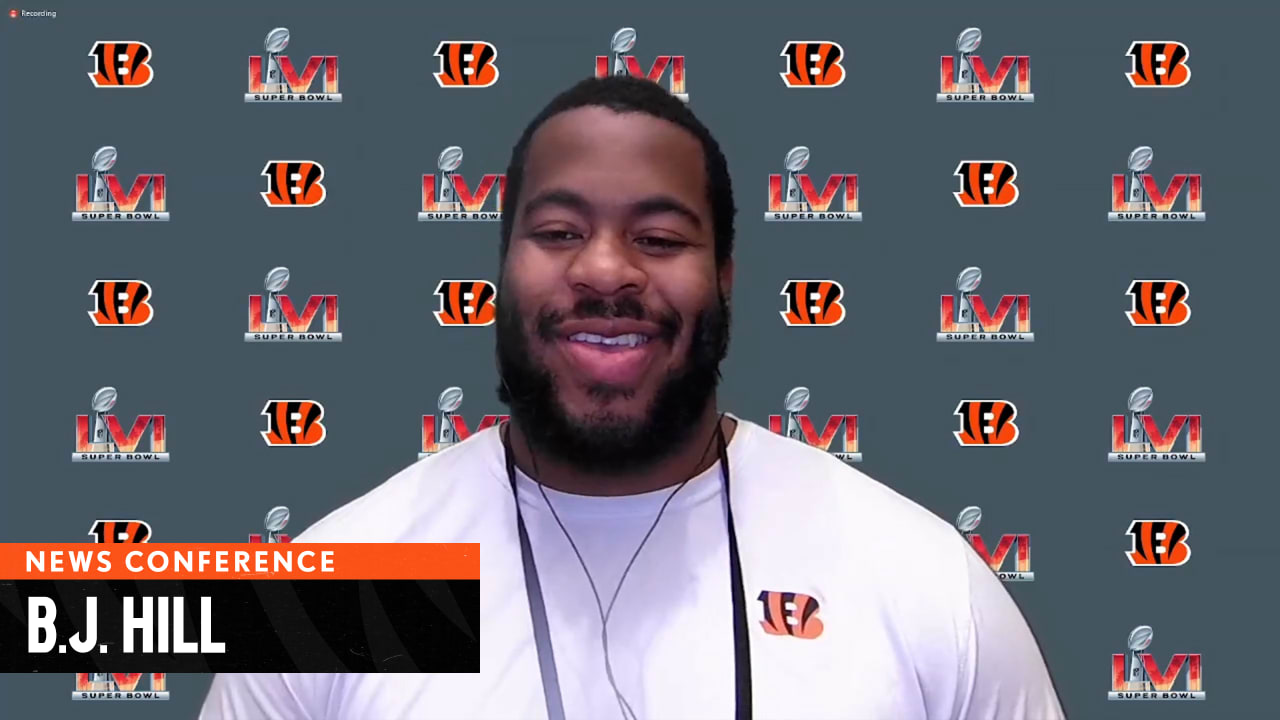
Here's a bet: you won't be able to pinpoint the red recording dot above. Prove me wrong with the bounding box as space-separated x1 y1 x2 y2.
9 9 18 18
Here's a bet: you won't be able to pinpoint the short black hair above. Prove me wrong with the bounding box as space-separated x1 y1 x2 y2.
499 75 736 268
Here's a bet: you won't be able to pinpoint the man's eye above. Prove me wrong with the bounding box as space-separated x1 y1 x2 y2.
532 230 581 243
635 236 686 249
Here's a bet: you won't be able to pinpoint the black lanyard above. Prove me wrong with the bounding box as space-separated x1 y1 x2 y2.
502 423 753 720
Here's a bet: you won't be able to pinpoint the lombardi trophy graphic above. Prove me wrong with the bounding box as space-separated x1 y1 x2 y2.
611 27 637 76
783 387 810 442
956 266 982 331
783 146 811 212
436 146 464 212
1127 387 1153 451
1127 146 1153 210
437 387 464 448
956 28 983 94
263 506 290 543
90 146 118 212
1127 625 1154 691
263 266 290 333
263 28 290 93
90 386 118 452
956 505 982 537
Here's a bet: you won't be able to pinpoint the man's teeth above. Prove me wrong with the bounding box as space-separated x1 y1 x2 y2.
568 332 650 348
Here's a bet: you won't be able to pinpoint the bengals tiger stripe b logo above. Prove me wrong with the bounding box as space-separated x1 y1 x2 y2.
758 591 824 639
88 41 154 88
953 161 1019 207
1126 42 1191 88
88 279 154 326
779 41 846 88
780 280 846 326
260 161 327 207
434 280 497 326
260 400 327 446
434 41 499 88
89 520 152 544
1126 519 1191 566
953 400 1020 446
1126 280 1190 326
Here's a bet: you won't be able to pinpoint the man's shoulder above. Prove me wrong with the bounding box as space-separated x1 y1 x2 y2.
296 427 507 542
741 419 978 632
740 419 967 558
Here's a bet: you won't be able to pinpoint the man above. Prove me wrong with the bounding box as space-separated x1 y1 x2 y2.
202 76 1064 720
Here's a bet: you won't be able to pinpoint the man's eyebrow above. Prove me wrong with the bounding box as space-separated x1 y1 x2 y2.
522 189 591 220
522 189 703 229
629 196 703 230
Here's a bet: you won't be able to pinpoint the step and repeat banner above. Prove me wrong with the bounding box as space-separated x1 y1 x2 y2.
2 1 1275 718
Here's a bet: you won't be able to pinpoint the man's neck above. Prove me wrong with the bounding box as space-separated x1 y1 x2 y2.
505 409 737 497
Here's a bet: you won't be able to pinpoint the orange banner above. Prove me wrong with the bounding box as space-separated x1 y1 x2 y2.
0 543 478 580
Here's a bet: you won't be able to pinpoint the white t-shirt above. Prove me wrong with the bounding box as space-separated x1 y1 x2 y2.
201 417 1064 720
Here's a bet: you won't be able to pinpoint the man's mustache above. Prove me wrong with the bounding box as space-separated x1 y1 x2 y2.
534 296 681 342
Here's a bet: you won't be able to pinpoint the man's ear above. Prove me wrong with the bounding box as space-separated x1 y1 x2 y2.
718 257 734 301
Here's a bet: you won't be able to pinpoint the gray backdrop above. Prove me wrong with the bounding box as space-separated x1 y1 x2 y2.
2 0 1275 718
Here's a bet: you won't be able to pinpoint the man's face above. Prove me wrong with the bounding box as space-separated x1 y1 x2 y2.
496 106 732 472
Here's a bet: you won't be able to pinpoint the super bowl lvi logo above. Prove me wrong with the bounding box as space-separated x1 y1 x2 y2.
1109 625 1204 701
596 27 687 102
938 27 1032 102
767 386 861 464
938 267 1032 342
1108 387 1203 462
419 146 505 222
246 27 341 102
74 386 168 462
245 267 341 342
955 506 1033 581
420 386 508 458
765 146 860 222
1109 146 1203 222
74 146 168 222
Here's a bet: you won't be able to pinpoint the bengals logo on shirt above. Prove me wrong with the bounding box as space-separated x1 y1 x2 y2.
953 400 1020 446
433 41 499 88
757 591 824 639
953 161 1019 207
260 400 327 446
780 280 846 326
434 280 497 326
1126 520 1191 566
260 161 327 207
88 41 154 87
779 42 846 88
89 520 152 544
1126 280 1190 326
87 279 154 326
1126 42 1191 88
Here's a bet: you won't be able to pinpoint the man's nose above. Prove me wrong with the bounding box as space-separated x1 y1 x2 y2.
565 232 648 297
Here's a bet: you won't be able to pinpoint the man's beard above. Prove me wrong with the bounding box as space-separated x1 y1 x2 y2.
495 288 731 476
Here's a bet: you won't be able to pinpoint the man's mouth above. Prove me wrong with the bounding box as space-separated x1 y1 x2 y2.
566 332 651 349
555 320 665 386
